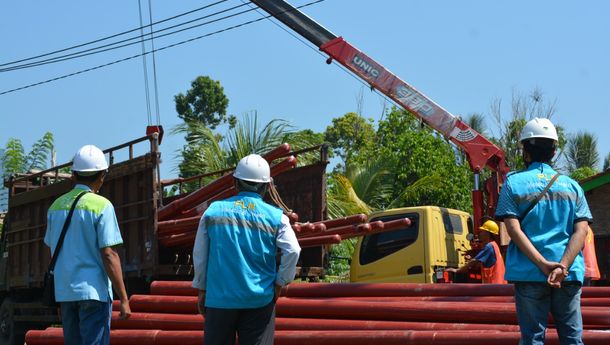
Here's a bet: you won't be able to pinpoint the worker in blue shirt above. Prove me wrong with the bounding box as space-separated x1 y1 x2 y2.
446 220 506 284
44 145 131 345
192 154 301 345
496 118 592 345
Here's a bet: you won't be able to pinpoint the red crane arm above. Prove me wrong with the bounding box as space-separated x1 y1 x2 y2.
250 0 509 225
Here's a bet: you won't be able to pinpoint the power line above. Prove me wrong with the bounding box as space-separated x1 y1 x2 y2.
0 2 252 72
0 0 231 68
148 0 162 125
0 0 326 97
138 0 153 125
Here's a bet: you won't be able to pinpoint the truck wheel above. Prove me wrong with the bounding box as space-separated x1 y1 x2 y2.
0 297 23 345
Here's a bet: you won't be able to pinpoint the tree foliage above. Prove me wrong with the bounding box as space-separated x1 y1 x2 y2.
325 107 473 215
565 131 600 173
604 152 610 171
174 76 234 130
1 132 54 177
324 112 375 164
570 166 597 181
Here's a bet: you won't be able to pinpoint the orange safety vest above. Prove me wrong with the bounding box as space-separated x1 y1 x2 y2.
583 227 601 280
482 241 507 284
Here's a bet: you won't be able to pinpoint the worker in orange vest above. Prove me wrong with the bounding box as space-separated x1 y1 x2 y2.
446 220 506 284
583 226 601 286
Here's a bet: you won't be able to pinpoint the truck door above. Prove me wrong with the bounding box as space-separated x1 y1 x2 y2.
351 213 423 283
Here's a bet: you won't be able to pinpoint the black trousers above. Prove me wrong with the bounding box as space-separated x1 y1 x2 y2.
204 301 275 345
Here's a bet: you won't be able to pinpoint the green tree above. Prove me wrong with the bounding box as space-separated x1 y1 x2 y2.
570 166 597 181
604 152 610 171
565 131 600 173
174 76 234 130
172 113 316 191
1 132 54 177
324 112 375 165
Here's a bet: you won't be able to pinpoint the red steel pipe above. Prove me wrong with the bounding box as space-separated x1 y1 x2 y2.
312 214 367 229
110 312 522 331
127 295 610 326
25 328 610 345
148 281 610 299
298 234 342 248
174 187 237 220
366 217 411 233
158 144 291 221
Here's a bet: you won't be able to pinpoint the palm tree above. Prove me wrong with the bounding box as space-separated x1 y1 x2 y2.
171 112 323 190
465 113 487 136
603 152 610 171
565 132 599 173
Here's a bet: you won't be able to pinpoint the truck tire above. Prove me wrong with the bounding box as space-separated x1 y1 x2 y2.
0 297 24 345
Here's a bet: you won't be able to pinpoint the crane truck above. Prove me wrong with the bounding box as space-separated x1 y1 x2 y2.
249 0 510 283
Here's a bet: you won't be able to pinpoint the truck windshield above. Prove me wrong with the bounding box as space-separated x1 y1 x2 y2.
359 213 419 265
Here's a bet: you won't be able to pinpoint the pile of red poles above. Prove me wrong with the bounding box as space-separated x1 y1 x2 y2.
155 142 412 249
156 144 297 248
27 282 610 344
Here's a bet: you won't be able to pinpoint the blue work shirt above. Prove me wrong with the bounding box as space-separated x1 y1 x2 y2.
495 162 592 283
474 242 497 268
192 191 301 309
44 185 123 302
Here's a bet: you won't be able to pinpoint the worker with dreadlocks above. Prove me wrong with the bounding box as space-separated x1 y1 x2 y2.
192 154 301 345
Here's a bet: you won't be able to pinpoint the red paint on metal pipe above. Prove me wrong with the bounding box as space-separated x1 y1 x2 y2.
157 144 291 220
25 328 610 345
287 212 299 223
312 214 367 229
127 295 610 326
110 312 522 331
148 281 610 299
175 187 236 219
366 217 411 233
298 234 342 248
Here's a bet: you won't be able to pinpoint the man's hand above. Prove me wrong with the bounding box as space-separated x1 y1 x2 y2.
119 299 131 320
547 266 568 288
539 259 566 277
197 290 206 315
274 284 282 302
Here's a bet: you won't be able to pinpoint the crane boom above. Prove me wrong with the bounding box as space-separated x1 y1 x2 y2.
250 0 510 227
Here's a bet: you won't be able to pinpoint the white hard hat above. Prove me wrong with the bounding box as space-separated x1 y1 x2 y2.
72 145 108 173
233 154 271 183
520 118 559 142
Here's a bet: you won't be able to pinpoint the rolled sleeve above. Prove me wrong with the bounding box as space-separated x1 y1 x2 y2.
574 186 593 224
495 179 520 220
96 204 123 248
192 215 209 290
275 214 301 286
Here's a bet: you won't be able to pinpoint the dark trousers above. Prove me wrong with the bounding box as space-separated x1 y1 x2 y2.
204 301 275 345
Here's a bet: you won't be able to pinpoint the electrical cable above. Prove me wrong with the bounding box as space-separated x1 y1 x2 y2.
241 0 394 120
138 0 152 126
148 0 162 125
0 2 253 72
0 0 326 96
0 0 231 68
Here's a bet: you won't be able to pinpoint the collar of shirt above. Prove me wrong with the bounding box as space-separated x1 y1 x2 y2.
74 184 93 192
526 162 555 173
237 191 262 199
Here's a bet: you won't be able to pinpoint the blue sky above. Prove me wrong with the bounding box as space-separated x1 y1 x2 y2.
1 0 608 180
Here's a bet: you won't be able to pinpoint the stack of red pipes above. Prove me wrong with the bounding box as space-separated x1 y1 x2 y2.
157 144 298 248
26 282 610 344
155 142 412 250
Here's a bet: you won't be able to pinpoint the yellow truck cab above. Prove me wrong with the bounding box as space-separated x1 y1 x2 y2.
350 206 473 283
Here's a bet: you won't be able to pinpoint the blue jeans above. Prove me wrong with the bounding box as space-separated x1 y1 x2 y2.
60 299 112 345
514 282 583 345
